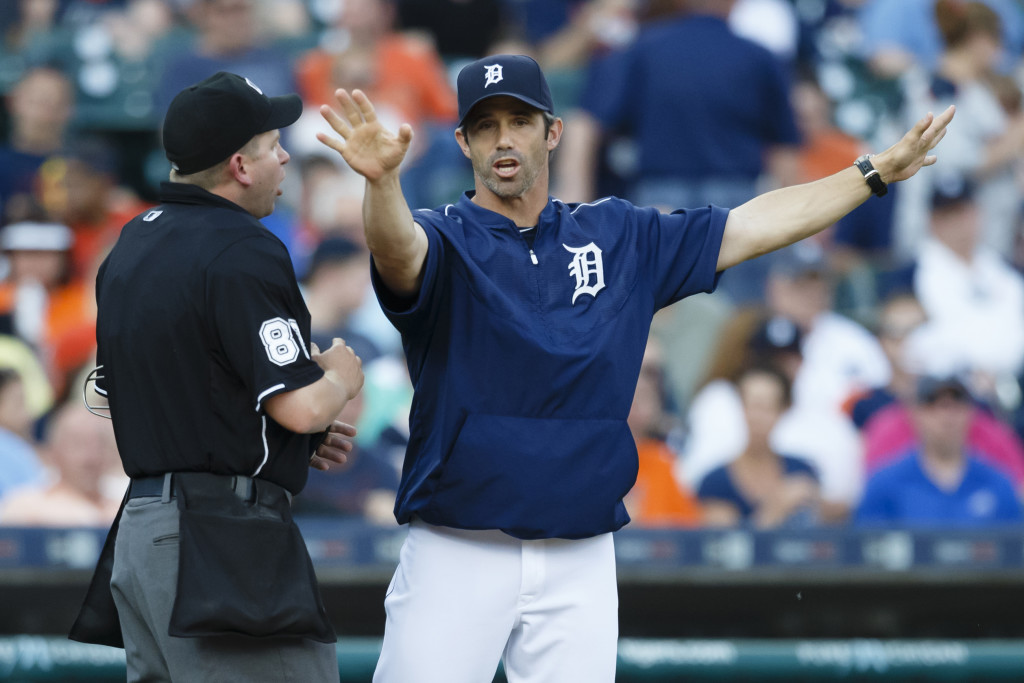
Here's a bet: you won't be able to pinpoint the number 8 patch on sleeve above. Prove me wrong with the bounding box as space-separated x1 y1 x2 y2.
258 317 309 366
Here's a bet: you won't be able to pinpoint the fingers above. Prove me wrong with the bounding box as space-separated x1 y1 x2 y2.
911 111 934 137
351 89 378 124
309 451 348 471
921 105 955 146
315 130 345 155
398 123 414 147
319 99 351 133
936 104 956 128
319 437 354 456
929 126 948 149
327 419 358 437
310 341 320 356
333 88 366 128
317 89 375 136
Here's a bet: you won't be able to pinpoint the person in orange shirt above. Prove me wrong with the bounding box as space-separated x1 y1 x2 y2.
0 220 105 400
625 339 703 527
295 0 457 135
39 138 152 282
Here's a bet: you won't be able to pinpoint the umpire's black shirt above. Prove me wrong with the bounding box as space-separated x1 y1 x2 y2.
95 182 324 494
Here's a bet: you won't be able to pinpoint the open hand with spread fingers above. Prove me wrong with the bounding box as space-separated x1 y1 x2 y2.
317 88 414 181
874 105 956 183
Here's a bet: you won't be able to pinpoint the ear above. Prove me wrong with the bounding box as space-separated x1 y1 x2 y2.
454 128 471 159
228 153 253 188
546 118 563 152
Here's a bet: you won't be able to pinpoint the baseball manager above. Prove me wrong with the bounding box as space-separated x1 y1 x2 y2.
317 54 954 682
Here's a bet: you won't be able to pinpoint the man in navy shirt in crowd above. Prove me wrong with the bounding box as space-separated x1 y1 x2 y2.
317 53 954 683
559 0 802 303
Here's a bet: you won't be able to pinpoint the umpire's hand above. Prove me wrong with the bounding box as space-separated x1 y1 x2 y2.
313 338 365 402
311 420 358 471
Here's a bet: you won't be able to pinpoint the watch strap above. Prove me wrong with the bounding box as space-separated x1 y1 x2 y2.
854 154 888 197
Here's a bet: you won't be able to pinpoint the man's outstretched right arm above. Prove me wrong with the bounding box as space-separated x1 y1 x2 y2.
317 88 429 297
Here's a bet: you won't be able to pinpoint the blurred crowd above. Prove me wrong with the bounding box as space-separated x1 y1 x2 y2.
1 0 1024 533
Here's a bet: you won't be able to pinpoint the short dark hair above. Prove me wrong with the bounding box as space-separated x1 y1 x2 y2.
736 362 793 409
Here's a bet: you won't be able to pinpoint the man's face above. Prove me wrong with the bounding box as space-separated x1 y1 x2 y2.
244 130 290 218
10 68 73 149
738 370 788 445
201 0 255 53
767 271 830 330
456 96 554 201
914 390 972 454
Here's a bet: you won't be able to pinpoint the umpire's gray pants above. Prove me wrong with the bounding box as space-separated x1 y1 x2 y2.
111 494 339 683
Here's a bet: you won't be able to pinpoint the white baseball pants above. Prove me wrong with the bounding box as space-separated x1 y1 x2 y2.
372 518 618 683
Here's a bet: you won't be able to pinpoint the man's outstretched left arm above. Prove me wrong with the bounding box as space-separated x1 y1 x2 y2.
717 105 955 271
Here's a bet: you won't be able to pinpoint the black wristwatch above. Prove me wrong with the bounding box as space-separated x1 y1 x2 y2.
854 154 888 197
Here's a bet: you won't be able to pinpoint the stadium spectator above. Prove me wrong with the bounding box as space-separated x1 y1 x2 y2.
625 338 702 528
1 0 59 48
847 292 930 430
888 173 1024 392
698 363 821 528
0 398 123 527
556 0 801 303
0 220 75 350
527 0 639 75
767 241 890 412
44 137 150 280
294 0 456 126
292 0 461 209
156 0 298 116
851 291 1024 495
32 0 178 134
395 0 507 63
0 367 44 502
681 261 875 524
762 243 886 518
683 308 861 525
302 235 381 365
729 0 799 64
890 0 1024 260
0 65 74 224
0 216 106 401
680 310 804 489
858 0 1024 79
856 375 1023 527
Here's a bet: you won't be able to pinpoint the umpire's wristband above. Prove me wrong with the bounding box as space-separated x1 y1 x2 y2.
854 154 888 197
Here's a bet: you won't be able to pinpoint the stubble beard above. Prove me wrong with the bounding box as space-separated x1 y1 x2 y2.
477 152 541 200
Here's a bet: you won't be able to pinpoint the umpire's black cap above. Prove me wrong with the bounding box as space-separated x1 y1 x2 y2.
163 71 302 175
456 54 554 128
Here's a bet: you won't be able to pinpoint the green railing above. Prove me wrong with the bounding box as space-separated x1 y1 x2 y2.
3 637 1024 681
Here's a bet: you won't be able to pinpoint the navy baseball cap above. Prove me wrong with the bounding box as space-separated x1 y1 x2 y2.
916 375 971 404
930 172 975 210
163 71 302 175
749 316 802 355
769 242 829 279
456 54 554 128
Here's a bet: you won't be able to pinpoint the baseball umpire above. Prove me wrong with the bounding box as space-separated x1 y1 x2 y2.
70 71 363 682
317 54 953 682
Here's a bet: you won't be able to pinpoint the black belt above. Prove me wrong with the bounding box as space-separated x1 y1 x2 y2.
129 473 260 502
